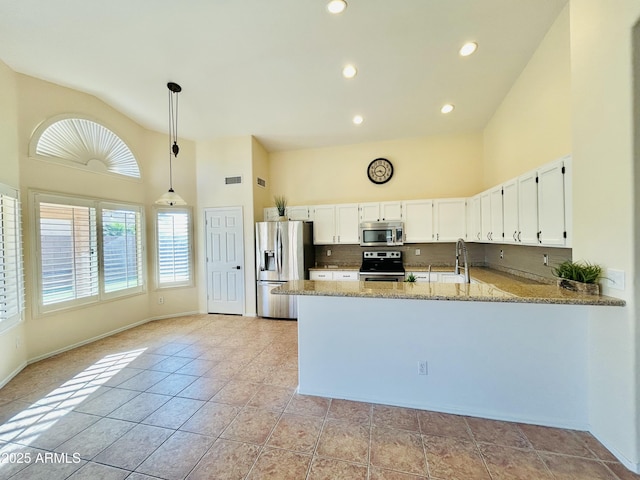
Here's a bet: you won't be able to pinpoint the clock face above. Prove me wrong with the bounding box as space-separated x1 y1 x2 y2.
367 158 393 184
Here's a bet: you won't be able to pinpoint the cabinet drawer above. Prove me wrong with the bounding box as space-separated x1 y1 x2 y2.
334 271 359 281
310 271 334 280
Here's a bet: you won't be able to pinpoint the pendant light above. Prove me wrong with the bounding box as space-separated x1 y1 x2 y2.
155 82 187 206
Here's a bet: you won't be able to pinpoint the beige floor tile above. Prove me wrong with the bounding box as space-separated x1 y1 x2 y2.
266 413 323 453
93 423 173 470
466 416 531 449
519 423 594 458
141 396 204 429
106 392 171 422
370 426 428 477
55 417 134 460
575 431 620 462
186 439 260 480
540 452 619 480
17 409 100 450
606 462 640 480
148 355 193 373
145 373 197 396
263 367 298 388
136 430 213 480
180 401 240 437
211 380 261 406
175 376 229 401
248 384 295 412
285 394 331 418
221 406 280 445
67 461 130 479
423 433 492 480
71 387 139 417
368 466 428 480
246 447 312 480
479 443 554 480
417 410 472 440
373 404 420 432
327 398 372 425
307 456 368 480
316 418 370 464
116 370 169 392
176 358 217 376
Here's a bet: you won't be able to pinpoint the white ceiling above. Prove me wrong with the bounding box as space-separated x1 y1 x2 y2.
0 0 567 153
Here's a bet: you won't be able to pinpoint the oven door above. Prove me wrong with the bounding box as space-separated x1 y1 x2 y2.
359 272 405 282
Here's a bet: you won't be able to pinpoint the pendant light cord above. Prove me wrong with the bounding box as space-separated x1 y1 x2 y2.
168 86 180 190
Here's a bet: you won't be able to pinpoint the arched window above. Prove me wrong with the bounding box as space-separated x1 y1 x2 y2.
30 116 141 179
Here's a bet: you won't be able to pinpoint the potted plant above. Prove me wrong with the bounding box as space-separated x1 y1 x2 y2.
405 273 417 283
552 260 603 295
274 195 287 220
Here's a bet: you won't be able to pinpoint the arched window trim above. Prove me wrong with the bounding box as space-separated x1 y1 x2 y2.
29 114 143 181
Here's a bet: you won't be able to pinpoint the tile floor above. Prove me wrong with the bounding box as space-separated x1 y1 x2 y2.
0 314 638 480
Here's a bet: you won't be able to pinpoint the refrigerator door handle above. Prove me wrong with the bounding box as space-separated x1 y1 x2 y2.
276 224 282 275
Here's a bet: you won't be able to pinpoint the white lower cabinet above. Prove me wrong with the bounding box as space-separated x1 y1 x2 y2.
310 270 359 281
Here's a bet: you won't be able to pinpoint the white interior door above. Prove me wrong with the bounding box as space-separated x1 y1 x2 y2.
205 207 245 314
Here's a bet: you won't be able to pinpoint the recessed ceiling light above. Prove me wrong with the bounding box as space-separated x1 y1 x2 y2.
342 64 357 79
459 42 478 57
327 0 347 14
353 115 364 125
441 104 455 114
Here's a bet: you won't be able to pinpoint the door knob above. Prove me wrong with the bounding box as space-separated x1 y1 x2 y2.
234 266 241 270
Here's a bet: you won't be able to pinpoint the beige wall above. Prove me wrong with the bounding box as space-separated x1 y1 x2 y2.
195 136 257 316
268 133 483 206
570 0 640 470
0 60 27 384
483 5 572 188
14 75 199 360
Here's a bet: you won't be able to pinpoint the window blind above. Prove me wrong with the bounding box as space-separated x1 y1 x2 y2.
157 210 191 286
102 207 143 293
0 187 23 327
39 202 98 306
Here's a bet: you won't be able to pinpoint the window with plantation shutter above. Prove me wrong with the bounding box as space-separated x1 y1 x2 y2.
157 208 192 287
34 193 146 314
37 199 98 309
0 185 24 330
102 205 144 296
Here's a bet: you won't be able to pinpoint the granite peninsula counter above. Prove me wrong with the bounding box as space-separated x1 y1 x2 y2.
272 271 625 430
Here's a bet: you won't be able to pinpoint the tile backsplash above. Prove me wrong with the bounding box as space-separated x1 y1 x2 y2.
314 243 571 282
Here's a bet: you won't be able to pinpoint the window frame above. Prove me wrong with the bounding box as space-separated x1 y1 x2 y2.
32 191 146 315
0 184 24 333
154 206 194 289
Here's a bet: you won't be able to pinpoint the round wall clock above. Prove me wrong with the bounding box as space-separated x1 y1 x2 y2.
367 158 394 184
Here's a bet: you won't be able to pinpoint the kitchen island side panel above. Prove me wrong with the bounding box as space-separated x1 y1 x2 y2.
297 295 589 429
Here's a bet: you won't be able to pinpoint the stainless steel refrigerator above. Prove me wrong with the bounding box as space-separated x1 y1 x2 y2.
256 221 314 319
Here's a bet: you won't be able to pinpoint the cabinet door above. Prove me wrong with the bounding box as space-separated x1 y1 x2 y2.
502 180 519 244
359 203 380 222
518 171 539 245
537 159 566 246
434 198 466 242
468 195 482 242
489 186 504 243
403 200 433 243
310 271 333 281
480 191 492 242
335 204 360 244
334 271 359 281
263 207 279 221
287 206 310 221
312 205 336 244
380 202 403 221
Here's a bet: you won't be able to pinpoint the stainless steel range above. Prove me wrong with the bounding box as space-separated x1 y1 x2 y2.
359 251 405 282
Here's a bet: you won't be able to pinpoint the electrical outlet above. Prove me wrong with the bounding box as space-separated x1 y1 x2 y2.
418 361 428 375
415 249 421 256
327 249 332 257
500 249 503 259
15 336 21 350
158 296 164 305
543 254 549 266
606 269 625 291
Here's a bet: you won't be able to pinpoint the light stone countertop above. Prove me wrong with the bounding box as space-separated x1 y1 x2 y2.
280 266 626 306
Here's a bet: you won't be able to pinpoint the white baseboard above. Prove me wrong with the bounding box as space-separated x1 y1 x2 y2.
590 429 640 474
0 361 28 390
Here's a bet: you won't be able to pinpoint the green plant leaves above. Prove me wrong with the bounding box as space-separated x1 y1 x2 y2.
552 260 602 284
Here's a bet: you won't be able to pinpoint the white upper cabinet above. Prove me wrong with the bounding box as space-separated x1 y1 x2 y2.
537 157 568 246
480 186 504 243
335 204 360 243
467 194 482 242
502 179 519 244
312 204 359 245
403 199 434 243
287 206 311 221
263 207 279 221
359 202 403 222
434 198 466 242
517 170 539 245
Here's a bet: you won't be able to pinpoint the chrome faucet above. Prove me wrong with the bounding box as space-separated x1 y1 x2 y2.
454 238 471 283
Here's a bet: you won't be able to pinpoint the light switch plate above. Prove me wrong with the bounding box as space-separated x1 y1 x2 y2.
605 269 625 291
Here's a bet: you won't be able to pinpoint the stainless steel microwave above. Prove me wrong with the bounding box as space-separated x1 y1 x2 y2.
359 221 404 246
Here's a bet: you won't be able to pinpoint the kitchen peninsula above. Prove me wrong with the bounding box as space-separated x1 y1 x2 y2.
273 275 624 430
